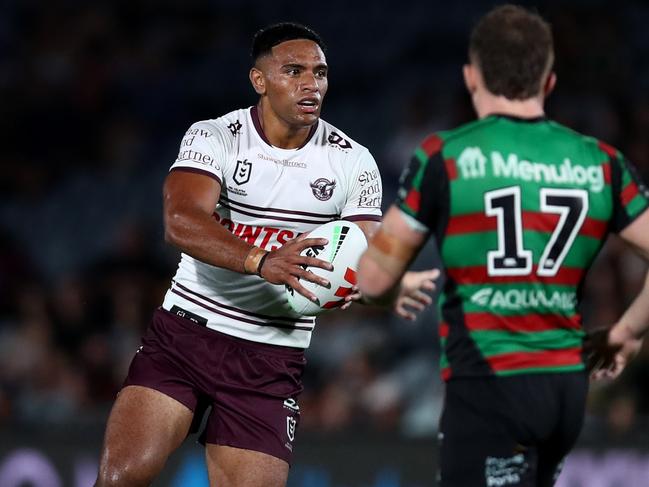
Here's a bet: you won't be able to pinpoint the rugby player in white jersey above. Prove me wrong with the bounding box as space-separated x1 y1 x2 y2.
94 22 438 487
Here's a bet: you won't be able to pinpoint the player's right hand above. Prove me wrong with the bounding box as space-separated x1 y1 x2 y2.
259 237 333 302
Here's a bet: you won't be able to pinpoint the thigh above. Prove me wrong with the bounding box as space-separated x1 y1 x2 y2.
95 386 193 487
439 379 537 487
202 337 305 464
206 444 289 487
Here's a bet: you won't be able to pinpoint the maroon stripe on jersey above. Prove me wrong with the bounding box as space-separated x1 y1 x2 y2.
464 312 581 332
173 281 315 324
220 196 339 218
250 105 318 149
445 158 457 180
602 162 612 184
598 140 617 158
487 347 582 372
171 167 222 185
344 214 382 222
421 134 443 157
447 265 584 286
171 289 314 331
446 211 607 239
621 181 639 206
220 200 337 225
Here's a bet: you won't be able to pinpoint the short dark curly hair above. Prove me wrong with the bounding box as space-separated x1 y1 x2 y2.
470 4 554 100
251 22 326 64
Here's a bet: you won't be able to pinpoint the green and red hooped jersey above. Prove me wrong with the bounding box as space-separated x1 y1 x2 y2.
396 114 649 380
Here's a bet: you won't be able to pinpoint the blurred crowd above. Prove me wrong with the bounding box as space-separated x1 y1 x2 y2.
1 0 648 440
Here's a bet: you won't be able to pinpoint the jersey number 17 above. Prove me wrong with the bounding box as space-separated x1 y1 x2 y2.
485 185 589 277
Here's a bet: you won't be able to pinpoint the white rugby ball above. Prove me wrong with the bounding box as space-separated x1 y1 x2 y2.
286 220 368 316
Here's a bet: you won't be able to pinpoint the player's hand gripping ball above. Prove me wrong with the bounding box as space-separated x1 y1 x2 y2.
286 220 367 316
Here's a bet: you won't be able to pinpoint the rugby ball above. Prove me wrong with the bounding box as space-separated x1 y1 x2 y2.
286 220 368 316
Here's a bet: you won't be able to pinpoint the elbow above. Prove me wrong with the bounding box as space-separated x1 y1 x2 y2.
164 211 186 247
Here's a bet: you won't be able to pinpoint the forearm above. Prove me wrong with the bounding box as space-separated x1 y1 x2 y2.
165 208 261 274
614 271 649 339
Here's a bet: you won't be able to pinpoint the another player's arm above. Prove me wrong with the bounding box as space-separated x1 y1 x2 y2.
163 170 331 301
358 206 429 302
588 149 649 379
611 208 649 339
356 215 439 321
588 209 649 379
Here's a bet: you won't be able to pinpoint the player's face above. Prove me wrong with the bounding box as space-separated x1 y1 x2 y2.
255 39 328 127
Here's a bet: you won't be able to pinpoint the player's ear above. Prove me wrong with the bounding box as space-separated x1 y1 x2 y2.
543 72 556 97
463 64 477 94
249 67 266 95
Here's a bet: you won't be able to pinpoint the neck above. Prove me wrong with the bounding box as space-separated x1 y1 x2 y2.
256 100 314 149
473 91 545 120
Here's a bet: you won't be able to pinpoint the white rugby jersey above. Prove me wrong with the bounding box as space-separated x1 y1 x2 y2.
161 106 383 348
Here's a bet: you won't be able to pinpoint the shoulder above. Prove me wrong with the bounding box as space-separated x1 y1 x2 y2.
316 118 372 159
185 108 249 141
410 118 496 162
545 119 622 160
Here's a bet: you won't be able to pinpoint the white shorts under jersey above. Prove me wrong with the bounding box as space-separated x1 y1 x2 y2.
161 106 383 348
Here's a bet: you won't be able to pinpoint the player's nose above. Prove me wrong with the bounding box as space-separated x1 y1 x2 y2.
300 72 319 91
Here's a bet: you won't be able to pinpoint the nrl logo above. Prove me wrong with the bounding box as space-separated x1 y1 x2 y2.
286 416 297 442
310 178 336 201
233 159 252 185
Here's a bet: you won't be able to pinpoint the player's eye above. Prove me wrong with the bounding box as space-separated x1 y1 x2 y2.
286 68 301 76
315 69 327 78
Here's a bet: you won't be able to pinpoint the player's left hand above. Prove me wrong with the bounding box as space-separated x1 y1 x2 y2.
393 269 440 320
585 323 643 380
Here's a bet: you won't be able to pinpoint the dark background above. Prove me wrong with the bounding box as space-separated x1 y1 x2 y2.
0 0 648 484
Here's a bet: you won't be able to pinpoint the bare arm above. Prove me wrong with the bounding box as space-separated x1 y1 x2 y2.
358 207 427 297
616 208 649 338
163 170 332 301
356 206 439 321
164 171 252 271
587 209 649 379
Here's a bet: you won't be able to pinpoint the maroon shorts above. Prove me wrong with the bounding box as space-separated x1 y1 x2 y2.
123 307 306 463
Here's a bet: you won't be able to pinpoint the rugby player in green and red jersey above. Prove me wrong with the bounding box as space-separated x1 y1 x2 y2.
358 5 649 487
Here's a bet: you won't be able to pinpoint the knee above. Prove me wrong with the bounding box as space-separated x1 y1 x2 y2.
95 456 163 487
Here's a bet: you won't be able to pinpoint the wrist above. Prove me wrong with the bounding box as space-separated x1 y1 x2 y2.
611 321 643 342
243 247 268 276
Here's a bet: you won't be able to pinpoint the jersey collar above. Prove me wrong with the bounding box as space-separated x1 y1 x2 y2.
489 113 547 123
250 105 319 149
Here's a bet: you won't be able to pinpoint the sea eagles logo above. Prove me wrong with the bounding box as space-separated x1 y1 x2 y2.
233 159 252 185
310 178 336 201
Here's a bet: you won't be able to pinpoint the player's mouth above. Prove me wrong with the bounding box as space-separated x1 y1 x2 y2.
297 97 320 114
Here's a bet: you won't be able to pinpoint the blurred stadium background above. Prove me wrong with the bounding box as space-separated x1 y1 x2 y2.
1 0 648 485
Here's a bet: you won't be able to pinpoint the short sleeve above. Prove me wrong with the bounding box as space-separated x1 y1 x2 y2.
609 150 649 233
395 134 448 237
169 121 231 184
340 148 383 221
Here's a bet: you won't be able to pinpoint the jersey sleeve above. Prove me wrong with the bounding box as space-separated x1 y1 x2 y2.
395 134 449 238
609 149 649 233
169 121 232 184
340 148 383 221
